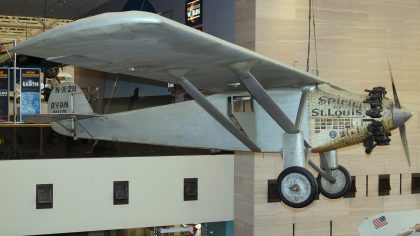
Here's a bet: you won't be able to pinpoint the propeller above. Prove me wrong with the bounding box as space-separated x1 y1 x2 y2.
388 59 411 166
388 60 401 108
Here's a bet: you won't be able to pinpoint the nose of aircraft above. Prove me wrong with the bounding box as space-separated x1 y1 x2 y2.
392 106 413 128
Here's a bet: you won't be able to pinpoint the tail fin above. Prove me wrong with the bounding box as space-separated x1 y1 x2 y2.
48 82 93 114
26 82 96 124
26 82 99 139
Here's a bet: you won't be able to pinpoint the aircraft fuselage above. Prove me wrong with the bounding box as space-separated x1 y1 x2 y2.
307 84 391 153
50 83 408 154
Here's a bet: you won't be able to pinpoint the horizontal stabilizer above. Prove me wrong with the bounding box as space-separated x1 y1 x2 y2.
26 113 100 124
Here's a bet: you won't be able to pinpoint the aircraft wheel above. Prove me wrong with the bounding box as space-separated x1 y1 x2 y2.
317 165 351 199
276 166 318 208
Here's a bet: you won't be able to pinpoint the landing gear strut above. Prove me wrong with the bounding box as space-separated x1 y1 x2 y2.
315 151 352 199
317 165 351 199
277 132 318 208
277 133 352 206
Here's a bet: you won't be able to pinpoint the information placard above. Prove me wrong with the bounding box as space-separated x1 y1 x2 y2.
20 68 41 121
185 0 202 27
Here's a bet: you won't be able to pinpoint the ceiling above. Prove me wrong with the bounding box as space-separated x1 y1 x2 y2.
0 0 130 20
0 15 72 42
0 0 131 44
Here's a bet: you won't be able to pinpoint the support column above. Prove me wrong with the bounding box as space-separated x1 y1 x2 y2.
234 152 293 236
234 152 255 236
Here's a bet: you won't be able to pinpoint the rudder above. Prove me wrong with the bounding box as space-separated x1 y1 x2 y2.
48 82 93 114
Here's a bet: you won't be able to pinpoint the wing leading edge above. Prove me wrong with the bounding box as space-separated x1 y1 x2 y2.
12 11 329 92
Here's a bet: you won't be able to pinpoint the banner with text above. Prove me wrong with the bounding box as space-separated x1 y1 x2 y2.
185 0 202 27
0 69 9 121
20 68 41 121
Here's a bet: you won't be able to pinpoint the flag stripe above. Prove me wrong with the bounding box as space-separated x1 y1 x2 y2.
372 216 388 229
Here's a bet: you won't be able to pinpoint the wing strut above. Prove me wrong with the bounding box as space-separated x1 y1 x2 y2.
53 117 97 141
229 61 299 134
295 89 309 130
168 70 261 152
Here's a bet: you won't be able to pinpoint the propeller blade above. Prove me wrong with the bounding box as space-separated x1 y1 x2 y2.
399 124 411 167
387 60 411 166
388 59 401 108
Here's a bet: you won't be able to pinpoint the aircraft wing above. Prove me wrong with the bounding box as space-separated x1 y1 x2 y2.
11 11 334 93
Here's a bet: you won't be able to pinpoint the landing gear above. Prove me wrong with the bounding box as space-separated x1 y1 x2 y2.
317 165 351 199
277 166 318 208
278 148 352 206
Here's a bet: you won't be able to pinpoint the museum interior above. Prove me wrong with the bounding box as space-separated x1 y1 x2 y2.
0 0 419 236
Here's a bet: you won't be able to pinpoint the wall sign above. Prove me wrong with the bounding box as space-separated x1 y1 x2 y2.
185 0 202 27
36 184 53 209
0 69 9 121
114 181 129 205
20 68 41 121
184 178 198 201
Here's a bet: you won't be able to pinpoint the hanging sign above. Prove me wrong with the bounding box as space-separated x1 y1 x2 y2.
0 68 9 121
185 0 202 27
20 68 41 121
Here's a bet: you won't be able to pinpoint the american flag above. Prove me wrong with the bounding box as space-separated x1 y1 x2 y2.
372 216 388 229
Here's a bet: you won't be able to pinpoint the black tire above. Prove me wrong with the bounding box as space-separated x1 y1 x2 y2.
276 166 318 208
317 165 351 199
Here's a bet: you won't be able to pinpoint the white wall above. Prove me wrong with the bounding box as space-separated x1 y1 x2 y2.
0 155 234 236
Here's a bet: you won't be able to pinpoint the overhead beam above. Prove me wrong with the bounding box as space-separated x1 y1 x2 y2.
6 16 23 26
0 34 29 39
229 61 299 134
0 24 46 30
5 16 33 36
0 16 72 40
0 26 12 34
168 69 261 152
0 32 28 37
35 19 47 28
31 19 60 35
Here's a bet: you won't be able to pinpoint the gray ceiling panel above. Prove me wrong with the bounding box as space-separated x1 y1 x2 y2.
0 0 130 20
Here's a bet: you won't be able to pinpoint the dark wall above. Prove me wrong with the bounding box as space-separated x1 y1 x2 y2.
149 0 235 42
0 126 229 160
